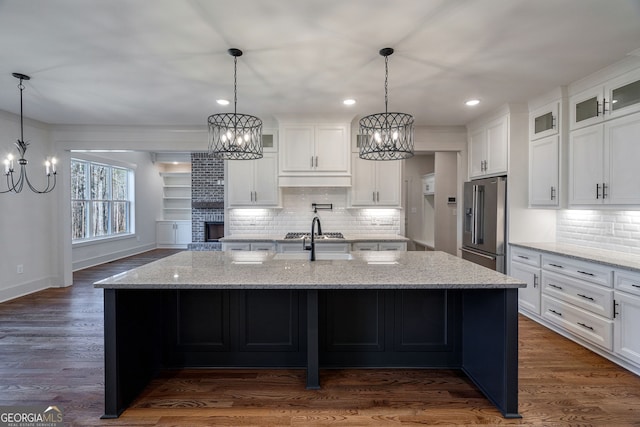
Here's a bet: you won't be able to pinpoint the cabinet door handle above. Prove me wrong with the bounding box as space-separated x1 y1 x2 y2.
550 186 556 200
549 263 564 269
577 322 594 331
517 255 529 260
577 270 595 277
632 284 640 289
377 191 380 202
533 274 538 288
254 191 257 202
614 300 619 318
373 191 376 202
602 98 609 115
311 156 314 168
596 183 601 199
577 293 595 301
315 156 318 168
548 309 562 316
602 182 607 199
552 115 556 129
548 283 563 290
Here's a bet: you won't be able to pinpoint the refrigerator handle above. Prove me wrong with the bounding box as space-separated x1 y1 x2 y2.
472 185 484 245
471 185 477 244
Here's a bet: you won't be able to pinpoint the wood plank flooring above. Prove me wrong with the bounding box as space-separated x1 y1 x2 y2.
1 249 639 426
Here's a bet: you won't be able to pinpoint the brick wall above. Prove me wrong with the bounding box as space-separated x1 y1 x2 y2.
191 152 224 242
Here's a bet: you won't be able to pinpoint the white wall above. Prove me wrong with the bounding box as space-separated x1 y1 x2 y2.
0 110 61 302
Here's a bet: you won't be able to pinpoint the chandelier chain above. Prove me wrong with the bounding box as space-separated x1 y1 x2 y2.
384 54 388 114
233 55 238 116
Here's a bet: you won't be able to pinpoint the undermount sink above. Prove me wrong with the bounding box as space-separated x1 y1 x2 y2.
273 252 354 261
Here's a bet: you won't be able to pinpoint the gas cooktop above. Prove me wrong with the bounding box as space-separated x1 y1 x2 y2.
284 232 344 239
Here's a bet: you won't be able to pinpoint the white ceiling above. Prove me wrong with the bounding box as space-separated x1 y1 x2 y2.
1 0 639 127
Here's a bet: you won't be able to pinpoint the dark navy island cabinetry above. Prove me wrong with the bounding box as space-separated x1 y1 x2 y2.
95 251 524 419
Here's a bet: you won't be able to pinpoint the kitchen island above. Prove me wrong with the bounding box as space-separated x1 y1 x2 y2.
95 250 525 419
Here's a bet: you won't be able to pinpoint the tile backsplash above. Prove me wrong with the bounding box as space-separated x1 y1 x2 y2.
557 210 640 255
227 187 402 236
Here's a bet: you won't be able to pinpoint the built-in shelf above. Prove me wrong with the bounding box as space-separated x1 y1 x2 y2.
161 172 191 221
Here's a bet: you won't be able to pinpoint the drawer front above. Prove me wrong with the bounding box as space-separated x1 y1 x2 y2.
542 295 613 351
510 246 541 268
251 242 276 251
542 254 612 287
352 242 379 251
542 270 614 318
379 242 406 251
615 269 640 297
222 242 252 251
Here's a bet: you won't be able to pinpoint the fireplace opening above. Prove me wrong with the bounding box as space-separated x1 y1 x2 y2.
204 222 224 242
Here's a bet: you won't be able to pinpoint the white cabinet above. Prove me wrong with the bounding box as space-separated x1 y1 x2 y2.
570 68 640 130
350 154 401 206
277 242 350 253
352 241 407 251
569 113 640 207
468 114 508 179
157 220 191 247
227 153 279 207
510 247 541 315
529 101 559 140
614 269 640 366
160 172 191 221
529 135 559 207
222 242 276 251
422 173 435 195
279 122 351 186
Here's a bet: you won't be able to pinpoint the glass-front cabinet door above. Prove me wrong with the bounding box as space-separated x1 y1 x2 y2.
570 87 604 130
529 101 559 140
606 69 640 120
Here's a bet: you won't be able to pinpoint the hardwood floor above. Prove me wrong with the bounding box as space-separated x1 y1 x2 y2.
1 249 639 426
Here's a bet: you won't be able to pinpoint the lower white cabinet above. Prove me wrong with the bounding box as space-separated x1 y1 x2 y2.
222 242 276 251
510 247 541 315
157 221 191 248
614 269 640 366
510 244 640 375
352 241 407 251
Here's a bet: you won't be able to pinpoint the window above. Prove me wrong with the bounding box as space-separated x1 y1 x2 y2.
71 158 134 241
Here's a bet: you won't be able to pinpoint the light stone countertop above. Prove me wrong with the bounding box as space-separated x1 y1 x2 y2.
219 234 410 243
94 250 524 290
510 242 640 273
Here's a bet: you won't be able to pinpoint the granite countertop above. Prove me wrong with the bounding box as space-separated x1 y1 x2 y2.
95 250 524 290
510 242 640 273
220 234 410 243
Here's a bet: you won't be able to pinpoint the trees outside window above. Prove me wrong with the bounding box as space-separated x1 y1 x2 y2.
71 159 133 241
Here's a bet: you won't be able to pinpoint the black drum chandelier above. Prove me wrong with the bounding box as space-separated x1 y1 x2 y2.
208 48 263 160
359 48 414 161
2 73 57 194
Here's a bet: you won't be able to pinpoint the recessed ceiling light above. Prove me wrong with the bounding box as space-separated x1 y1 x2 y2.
216 99 230 106
343 99 356 106
465 99 480 106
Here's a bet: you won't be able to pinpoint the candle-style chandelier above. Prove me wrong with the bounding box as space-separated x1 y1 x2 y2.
359 48 414 161
207 48 263 160
2 73 57 194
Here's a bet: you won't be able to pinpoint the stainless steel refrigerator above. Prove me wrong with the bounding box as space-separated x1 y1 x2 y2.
461 176 507 273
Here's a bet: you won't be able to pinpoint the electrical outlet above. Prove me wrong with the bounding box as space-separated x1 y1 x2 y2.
17 264 23 274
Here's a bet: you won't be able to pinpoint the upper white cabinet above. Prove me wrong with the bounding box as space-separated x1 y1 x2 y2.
529 101 559 140
278 121 351 186
350 154 401 207
468 114 508 179
570 68 640 130
569 113 640 207
227 153 279 207
529 135 560 207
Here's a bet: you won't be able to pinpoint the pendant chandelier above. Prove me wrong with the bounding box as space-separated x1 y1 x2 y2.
359 48 414 161
208 48 263 160
2 73 57 194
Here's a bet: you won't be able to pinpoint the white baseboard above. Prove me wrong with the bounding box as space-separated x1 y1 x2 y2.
0 276 59 303
72 243 157 271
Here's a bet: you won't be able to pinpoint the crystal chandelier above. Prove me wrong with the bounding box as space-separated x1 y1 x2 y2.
359 48 414 161
208 48 263 160
2 73 57 194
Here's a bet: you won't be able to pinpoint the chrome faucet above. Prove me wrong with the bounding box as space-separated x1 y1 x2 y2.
304 214 323 261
